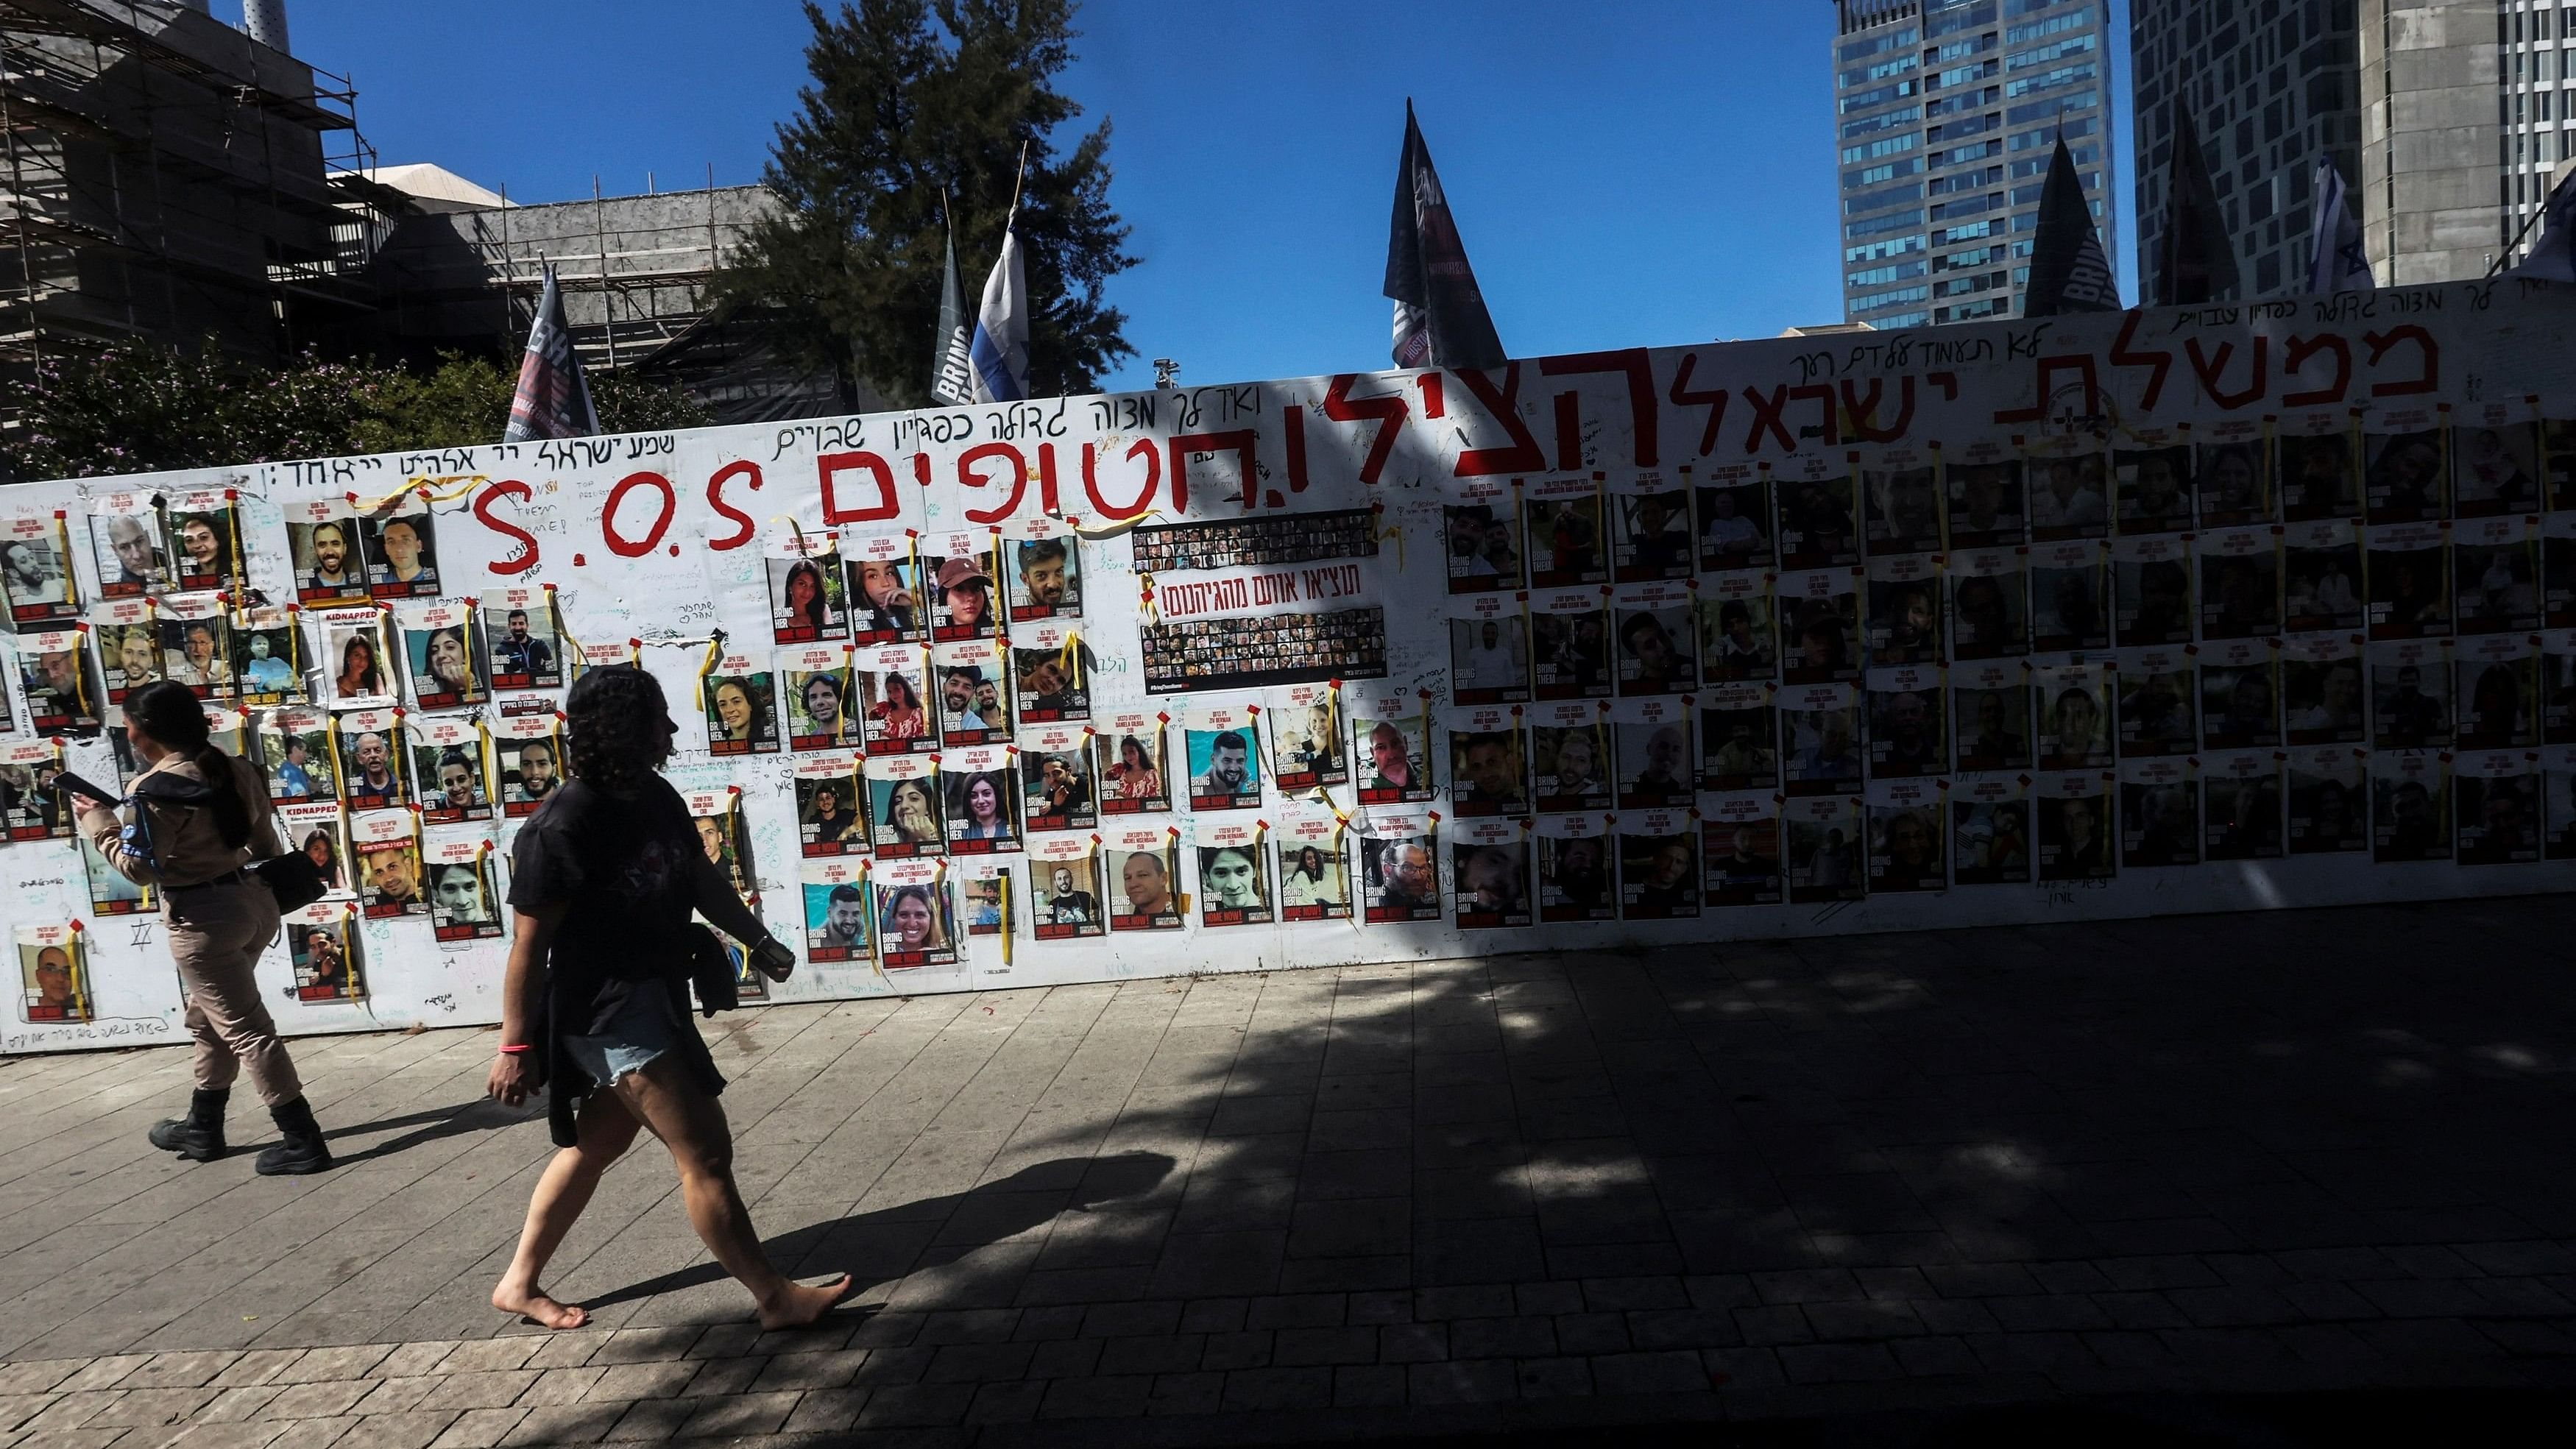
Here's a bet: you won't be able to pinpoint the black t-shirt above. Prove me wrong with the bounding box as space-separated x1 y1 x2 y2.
509 775 701 1032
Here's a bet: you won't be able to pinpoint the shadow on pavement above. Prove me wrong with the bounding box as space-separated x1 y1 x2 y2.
319 1098 534 1168
578 1149 1178 1312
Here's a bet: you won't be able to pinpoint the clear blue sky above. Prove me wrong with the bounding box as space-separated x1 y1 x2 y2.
298 0 2137 394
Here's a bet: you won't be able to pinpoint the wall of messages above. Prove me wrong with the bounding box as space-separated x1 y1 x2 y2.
5 278 2575 1053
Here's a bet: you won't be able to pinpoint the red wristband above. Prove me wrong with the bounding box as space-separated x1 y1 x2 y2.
497 1043 531 1056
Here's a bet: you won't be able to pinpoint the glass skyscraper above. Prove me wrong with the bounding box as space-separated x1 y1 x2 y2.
1833 0 2121 327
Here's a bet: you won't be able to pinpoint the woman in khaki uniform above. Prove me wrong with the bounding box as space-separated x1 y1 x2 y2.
71 681 331 1174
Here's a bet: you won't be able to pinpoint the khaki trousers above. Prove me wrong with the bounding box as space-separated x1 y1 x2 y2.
167 880 298 1106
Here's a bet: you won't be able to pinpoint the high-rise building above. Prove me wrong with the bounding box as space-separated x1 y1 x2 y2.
1831 0 2120 328
2137 2 2566 294
2132 2 2363 301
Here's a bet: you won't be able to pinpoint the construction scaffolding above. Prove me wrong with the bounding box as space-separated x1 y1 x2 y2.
0 0 371 392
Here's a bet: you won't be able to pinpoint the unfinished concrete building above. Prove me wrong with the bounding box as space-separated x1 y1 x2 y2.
0 0 362 380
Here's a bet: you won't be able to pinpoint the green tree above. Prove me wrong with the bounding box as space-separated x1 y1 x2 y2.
723 0 1136 405
1 345 710 481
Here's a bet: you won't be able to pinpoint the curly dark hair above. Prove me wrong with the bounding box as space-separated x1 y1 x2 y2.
563 665 670 793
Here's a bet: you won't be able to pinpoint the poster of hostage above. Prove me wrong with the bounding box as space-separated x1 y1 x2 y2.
7 280 2576 1052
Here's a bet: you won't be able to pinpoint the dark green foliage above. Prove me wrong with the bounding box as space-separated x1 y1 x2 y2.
721 0 1136 405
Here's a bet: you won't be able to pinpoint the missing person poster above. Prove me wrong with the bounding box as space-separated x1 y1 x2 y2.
1195 821 1272 928
1535 812 1615 924
494 713 562 817
286 902 362 1004
1096 710 1172 814
482 585 563 689
1030 835 1106 939
1950 772 2032 885
793 752 866 857
1269 681 1346 790
1106 825 1183 932
1701 790 1785 904
871 859 958 970
1276 812 1351 922
1020 723 1097 832
18 923 88 1023
1618 808 1701 920
1183 704 1262 810
352 809 425 919
1866 778 1945 893
425 837 503 942
1451 817 1532 929
2202 748 2285 860
866 751 944 859
1357 810 1440 924
801 857 870 963
1349 685 1432 804
398 600 483 711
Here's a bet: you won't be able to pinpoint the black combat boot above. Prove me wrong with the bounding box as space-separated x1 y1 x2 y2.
254 1096 334 1176
147 1088 229 1161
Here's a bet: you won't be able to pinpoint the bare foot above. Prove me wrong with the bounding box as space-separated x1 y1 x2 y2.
492 1280 589 1331
755 1273 856 1331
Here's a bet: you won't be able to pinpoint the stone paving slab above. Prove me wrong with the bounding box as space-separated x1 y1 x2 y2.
4 897 2576 1444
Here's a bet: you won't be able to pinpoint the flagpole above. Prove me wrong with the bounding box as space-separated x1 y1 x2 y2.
1007 141 1029 226
2491 200 2550 277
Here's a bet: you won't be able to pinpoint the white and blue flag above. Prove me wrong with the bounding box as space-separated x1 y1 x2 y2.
2507 168 2576 283
2307 160 2374 294
968 226 1030 405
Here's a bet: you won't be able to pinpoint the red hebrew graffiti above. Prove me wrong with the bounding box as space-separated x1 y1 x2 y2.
956 442 1027 523
2282 333 2352 407
1839 376 1916 444
2185 336 2269 410
2364 325 2439 396
1741 384 1797 453
601 471 676 558
1166 430 1259 511
1992 354 2102 424
817 450 899 524
1452 364 1546 477
1082 436 1161 520
705 459 762 550
1665 351 1730 458
1552 392 1582 470
1320 374 1409 485
1539 348 1658 467
473 478 540 575
2109 311 2173 410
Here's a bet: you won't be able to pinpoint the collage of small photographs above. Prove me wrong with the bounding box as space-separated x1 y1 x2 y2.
1 491 525 1024
1423 405 2576 919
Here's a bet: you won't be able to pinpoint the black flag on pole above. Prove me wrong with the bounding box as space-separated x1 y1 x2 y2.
2023 138 2120 317
930 206 974 407
502 263 598 443
1384 101 1506 370
2154 110 2240 305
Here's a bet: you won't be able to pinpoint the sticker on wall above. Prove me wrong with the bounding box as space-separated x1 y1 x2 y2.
1949 772 2031 885
1268 681 1347 790
232 604 302 706
781 644 861 751
492 712 562 816
930 637 1010 746
924 531 1002 641
1183 703 1263 810
1010 620 1089 723
1019 723 1096 832
425 836 503 941
18 923 88 1024
2201 748 2284 860
277 799 350 897
767 534 849 645
855 643 934 755
1451 816 1532 929
1347 686 1432 804
2455 514 2541 635
351 809 425 918
1698 680 1777 791
1106 824 1184 932
2034 770 2115 882
702 652 782 756
16 627 99 736
2198 640 2279 751
1448 592 1529 705
1694 463 1773 571
1030 835 1106 939
481 586 562 689
1356 809 1440 924
793 752 866 857
2119 756 2201 868
1524 472 1608 589
1 513 79 626
2194 421 2271 528
1780 681 1863 796
1005 525 1082 622
944 743 1020 854
1783 793 1864 904
2371 748 2452 862
685 787 754 899
800 857 870 963
1095 711 1173 814
1195 820 1271 928
1866 777 1945 893
408 716 491 824
285 499 369 606
1942 442 2023 549
95 598 158 704
2456 748 2543 865
2287 745 2368 854
1445 703 1526 817
2028 538 2110 652
1777 567 1861 685
863 751 944 860
286 901 363 1003
1862 449 1944 556
1531 700 1612 812
88 494 170 599
871 859 958 969
397 600 482 712
1700 789 1784 904
1276 812 1350 922
846 534 927 645
1865 665 1946 779
1535 812 1614 924
335 707 407 809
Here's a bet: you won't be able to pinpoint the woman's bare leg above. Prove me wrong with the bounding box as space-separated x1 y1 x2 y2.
616 1057 851 1329
492 1090 641 1329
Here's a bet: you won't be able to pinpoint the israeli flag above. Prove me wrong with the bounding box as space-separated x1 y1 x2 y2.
969 227 1029 405
2307 161 2375 294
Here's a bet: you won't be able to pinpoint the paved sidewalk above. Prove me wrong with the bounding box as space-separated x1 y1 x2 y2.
4 896 2576 1446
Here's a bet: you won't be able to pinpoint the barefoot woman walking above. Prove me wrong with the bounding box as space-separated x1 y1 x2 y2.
486 665 852 1330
